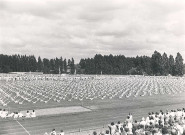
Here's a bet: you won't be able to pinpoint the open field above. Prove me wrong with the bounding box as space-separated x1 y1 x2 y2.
0 75 185 135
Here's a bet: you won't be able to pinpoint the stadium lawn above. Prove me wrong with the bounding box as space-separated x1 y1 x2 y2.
1 91 185 135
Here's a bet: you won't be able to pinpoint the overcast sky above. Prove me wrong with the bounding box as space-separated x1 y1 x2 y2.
0 0 185 63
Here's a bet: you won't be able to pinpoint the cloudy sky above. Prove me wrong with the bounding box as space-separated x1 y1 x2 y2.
0 0 185 63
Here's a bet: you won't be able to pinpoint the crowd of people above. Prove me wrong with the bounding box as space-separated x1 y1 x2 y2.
44 129 65 135
0 108 36 119
91 108 185 135
0 75 185 106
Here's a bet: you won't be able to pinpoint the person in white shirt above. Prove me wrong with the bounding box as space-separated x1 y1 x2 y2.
170 110 175 118
160 112 164 121
140 117 146 128
0 109 2 117
18 112 24 118
128 113 133 123
125 121 133 133
154 115 160 125
174 123 183 135
26 110 30 118
108 122 117 135
176 109 182 121
7 112 14 118
31 110 36 118
1 109 8 118
50 129 57 135
104 130 110 135
151 112 155 118
116 121 123 133
146 116 150 126
58 130 64 135
149 116 155 126
14 112 19 119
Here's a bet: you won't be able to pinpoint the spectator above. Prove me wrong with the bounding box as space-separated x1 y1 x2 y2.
58 130 64 135
116 121 123 133
26 110 30 118
108 122 117 135
14 112 19 119
31 110 36 118
105 130 110 135
92 131 97 135
18 112 24 118
50 129 57 135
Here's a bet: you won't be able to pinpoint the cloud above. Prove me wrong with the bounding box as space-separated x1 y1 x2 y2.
0 0 185 63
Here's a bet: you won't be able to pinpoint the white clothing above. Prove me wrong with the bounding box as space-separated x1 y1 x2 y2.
31 112 36 118
26 112 30 118
14 113 18 119
18 112 23 117
50 131 57 135
59 132 64 135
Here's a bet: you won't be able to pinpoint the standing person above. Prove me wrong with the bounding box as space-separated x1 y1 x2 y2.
18 111 24 118
92 131 97 135
105 130 110 135
128 113 133 123
50 129 57 135
26 111 30 118
116 121 123 133
58 130 64 135
31 110 36 118
120 127 127 135
108 122 117 135
140 117 146 128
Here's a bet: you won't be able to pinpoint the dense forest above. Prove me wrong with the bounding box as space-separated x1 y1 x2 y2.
79 51 185 76
0 55 75 74
0 51 184 76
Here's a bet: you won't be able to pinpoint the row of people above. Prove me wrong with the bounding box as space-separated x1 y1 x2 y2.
0 109 36 119
44 129 64 135
1 75 185 106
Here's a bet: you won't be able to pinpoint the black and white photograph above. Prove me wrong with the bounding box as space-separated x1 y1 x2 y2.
0 0 185 134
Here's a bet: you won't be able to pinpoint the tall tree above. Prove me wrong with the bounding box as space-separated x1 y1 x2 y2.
28 55 37 72
175 52 184 76
63 59 67 73
54 57 60 74
43 58 50 74
151 51 162 75
169 55 175 75
161 53 169 75
94 54 104 74
70 58 75 74
37 56 43 72
49 59 55 73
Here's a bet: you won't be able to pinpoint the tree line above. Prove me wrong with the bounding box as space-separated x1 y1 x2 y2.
0 54 75 74
0 51 184 76
79 51 185 76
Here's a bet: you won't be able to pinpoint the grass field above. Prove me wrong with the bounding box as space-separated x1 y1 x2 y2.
0 75 185 135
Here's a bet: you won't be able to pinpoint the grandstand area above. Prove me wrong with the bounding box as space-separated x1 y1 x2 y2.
0 74 185 135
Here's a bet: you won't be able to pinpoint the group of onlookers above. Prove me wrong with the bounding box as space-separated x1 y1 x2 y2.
43 108 185 135
91 108 185 135
0 108 36 119
44 129 64 135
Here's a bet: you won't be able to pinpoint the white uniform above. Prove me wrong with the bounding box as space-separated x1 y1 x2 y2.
59 132 64 135
26 112 30 118
31 112 36 118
